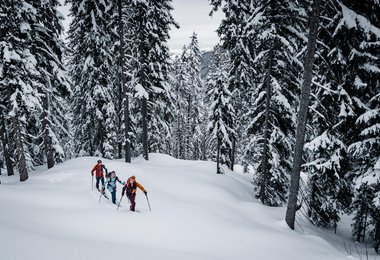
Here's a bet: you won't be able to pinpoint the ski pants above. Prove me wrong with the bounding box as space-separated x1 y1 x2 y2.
127 193 136 211
110 190 116 204
96 176 104 190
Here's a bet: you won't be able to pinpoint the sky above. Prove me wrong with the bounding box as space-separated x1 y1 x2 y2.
0 154 367 260
58 0 223 54
169 0 224 53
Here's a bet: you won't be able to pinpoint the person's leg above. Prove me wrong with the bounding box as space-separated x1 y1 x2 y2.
96 177 100 190
127 194 136 211
130 194 136 211
111 191 116 204
100 177 105 189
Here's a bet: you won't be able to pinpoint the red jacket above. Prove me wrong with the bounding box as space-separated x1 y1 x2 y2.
91 163 107 177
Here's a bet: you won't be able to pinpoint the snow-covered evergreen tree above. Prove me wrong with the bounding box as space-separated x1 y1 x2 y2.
0 0 43 181
128 0 177 160
67 0 117 159
210 0 255 171
206 47 236 173
32 0 71 168
171 52 188 159
344 0 380 243
304 1 380 236
171 33 204 160
243 0 305 206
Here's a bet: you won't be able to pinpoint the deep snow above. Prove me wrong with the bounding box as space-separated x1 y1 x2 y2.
0 154 375 260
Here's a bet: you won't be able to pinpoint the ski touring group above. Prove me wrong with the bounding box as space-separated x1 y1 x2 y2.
91 160 150 212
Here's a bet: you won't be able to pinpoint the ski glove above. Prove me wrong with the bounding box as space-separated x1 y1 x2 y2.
144 191 147 195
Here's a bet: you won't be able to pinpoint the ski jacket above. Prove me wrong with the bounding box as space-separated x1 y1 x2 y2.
106 174 124 193
91 164 107 177
122 177 146 196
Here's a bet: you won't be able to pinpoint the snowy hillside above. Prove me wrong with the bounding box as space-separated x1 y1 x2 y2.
0 154 362 260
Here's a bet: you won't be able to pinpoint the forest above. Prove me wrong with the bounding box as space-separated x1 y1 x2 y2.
0 0 379 252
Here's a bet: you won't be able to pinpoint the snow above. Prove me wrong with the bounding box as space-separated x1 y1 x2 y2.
335 3 380 38
0 154 369 260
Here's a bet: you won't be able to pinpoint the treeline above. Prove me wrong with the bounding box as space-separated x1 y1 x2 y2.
0 0 379 251
204 0 379 252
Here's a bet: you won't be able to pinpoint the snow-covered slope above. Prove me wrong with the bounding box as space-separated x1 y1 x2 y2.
0 154 355 260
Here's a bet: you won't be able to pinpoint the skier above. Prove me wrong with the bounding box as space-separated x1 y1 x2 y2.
91 160 108 192
121 175 147 211
106 171 125 204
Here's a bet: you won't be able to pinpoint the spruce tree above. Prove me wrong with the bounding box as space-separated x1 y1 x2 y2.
67 0 117 159
32 0 71 168
129 0 177 160
210 0 255 171
244 0 306 206
0 0 44 181
206 47 236 173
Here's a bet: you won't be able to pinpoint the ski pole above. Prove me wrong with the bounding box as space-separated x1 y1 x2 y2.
98 190 103 202
145 194 151 211
117 195 123 210
98 187 105 202
91 175 94 190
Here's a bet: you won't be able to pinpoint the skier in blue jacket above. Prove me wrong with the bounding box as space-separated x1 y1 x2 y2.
105 171 125 204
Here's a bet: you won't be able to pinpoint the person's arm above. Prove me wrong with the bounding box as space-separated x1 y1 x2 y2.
91 165 96 176
102 165 108 175
117 177 125 185
121 183 127 196
136 182 147 194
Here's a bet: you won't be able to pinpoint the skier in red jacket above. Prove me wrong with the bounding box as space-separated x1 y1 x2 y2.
91 160 108 191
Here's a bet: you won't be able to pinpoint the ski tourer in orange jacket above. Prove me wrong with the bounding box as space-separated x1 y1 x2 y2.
121 176 147 211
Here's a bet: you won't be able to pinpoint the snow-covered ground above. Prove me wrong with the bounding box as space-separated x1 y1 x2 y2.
0 154 375 260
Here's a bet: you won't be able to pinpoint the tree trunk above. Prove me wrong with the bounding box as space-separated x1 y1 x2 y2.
375 212 380 252
230 137 235 171
0 112 14 176
118 0 131 163
42 110 54 169
186 94 192 159
41 86 54 169
12 117 28 182
285 0 321 230
216 136 221 174
259 45 274 204
142 97 148 160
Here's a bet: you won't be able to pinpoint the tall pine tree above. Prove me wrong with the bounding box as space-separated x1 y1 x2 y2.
67 0 117 159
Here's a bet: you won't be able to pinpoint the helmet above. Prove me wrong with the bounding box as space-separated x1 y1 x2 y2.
97 160 102 163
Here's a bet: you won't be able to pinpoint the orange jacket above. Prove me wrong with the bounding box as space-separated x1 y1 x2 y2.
122 177 146 195
91 163 107 177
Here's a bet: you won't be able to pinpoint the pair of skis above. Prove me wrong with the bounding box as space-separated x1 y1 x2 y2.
92 176 109 202
98 188 109 202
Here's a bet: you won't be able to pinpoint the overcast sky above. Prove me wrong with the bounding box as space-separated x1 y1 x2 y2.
58 0 223 54
169 0 223 53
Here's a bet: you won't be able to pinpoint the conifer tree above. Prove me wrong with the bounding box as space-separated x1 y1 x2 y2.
129 0 177 160
206 47 236 173
171 33 204 160
67 0 117 159
32 0 71 168
210 0 255 171
0 0 43 181
302 1 380 237
244 0 306 206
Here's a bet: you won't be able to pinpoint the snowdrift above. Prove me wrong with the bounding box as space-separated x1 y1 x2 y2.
0 154 356 259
